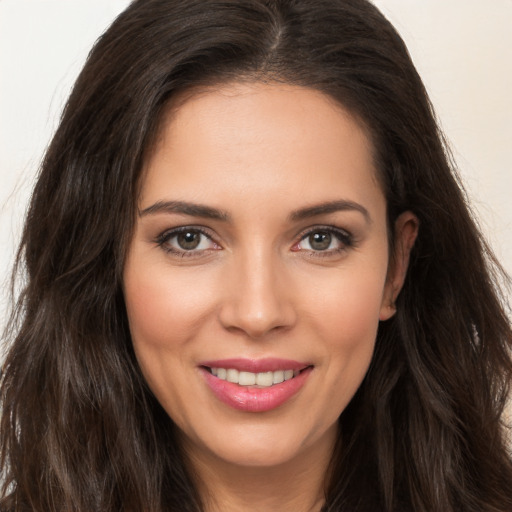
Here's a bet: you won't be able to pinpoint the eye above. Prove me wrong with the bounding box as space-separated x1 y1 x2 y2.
292 227 353 254
156 227 220 255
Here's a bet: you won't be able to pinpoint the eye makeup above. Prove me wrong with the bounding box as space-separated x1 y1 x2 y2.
153 222 356 260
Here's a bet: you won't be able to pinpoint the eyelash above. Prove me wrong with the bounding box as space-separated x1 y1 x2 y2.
293 225 354 257
154 225 354 258
155 226 219 257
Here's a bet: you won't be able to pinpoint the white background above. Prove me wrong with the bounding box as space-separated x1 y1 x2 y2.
1 0 511 335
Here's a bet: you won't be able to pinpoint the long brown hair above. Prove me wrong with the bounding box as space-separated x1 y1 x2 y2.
1 1 511 510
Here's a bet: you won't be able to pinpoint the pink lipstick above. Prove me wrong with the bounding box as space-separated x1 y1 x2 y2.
199 358 313 412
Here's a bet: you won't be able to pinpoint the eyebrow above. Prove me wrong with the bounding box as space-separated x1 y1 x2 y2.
139 199 371 223
289 200 371 224
139 200 230 221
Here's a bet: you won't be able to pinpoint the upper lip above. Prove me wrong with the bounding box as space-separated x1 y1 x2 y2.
199 358 311 373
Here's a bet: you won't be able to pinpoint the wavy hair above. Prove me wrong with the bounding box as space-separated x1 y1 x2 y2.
1 0 511 510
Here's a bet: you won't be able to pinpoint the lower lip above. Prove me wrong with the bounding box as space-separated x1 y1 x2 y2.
201 367 313 412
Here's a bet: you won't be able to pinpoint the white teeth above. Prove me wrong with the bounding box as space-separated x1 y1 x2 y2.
239 371 256 386
272 370 284 384
256 371 273 387
226 369 239 383
210 367 300 387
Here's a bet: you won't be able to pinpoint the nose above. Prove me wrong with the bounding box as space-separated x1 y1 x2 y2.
218 248 297 339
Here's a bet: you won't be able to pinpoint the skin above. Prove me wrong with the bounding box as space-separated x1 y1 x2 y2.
123 82 417 512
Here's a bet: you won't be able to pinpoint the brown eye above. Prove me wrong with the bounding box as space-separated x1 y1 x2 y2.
292 226 353 255
177 231 202 250
308 231 332 251
156 227 220 255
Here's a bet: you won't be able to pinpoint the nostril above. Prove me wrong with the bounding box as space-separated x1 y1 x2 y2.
218 305 297 339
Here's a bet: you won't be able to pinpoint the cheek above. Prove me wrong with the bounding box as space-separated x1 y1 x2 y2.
301 262 387 405
304 261 387 339
123 260 220 418
324 286 382 373
124 262 216 348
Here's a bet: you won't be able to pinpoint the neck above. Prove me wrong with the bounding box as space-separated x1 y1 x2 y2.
183 427 337 512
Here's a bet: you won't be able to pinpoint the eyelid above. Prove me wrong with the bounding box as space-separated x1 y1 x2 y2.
298 223 351 237
153 223 354 257
155 225 222 255
292 224 354 253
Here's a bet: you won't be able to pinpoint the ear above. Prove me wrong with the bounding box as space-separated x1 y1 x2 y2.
379 211 419 321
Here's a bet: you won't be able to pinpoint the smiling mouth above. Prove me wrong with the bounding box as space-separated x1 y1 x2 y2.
204 366 312 388
201 362 314 412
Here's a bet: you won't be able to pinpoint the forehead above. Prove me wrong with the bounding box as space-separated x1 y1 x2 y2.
140 82 383 216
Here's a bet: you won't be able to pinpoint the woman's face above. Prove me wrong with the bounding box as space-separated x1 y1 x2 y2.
124 82 415 470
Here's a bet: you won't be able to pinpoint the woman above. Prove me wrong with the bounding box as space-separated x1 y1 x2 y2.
1 0 511 511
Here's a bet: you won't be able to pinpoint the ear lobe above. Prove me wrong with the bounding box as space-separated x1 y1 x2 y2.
379 211 419 321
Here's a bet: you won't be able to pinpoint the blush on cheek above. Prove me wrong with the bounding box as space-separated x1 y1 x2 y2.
314 275 386 331
124 266 212 347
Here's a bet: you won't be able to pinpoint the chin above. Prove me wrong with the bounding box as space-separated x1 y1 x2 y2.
181 415 339 471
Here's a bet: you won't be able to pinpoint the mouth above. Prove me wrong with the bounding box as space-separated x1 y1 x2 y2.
199 358 314 412
203 366 311 388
